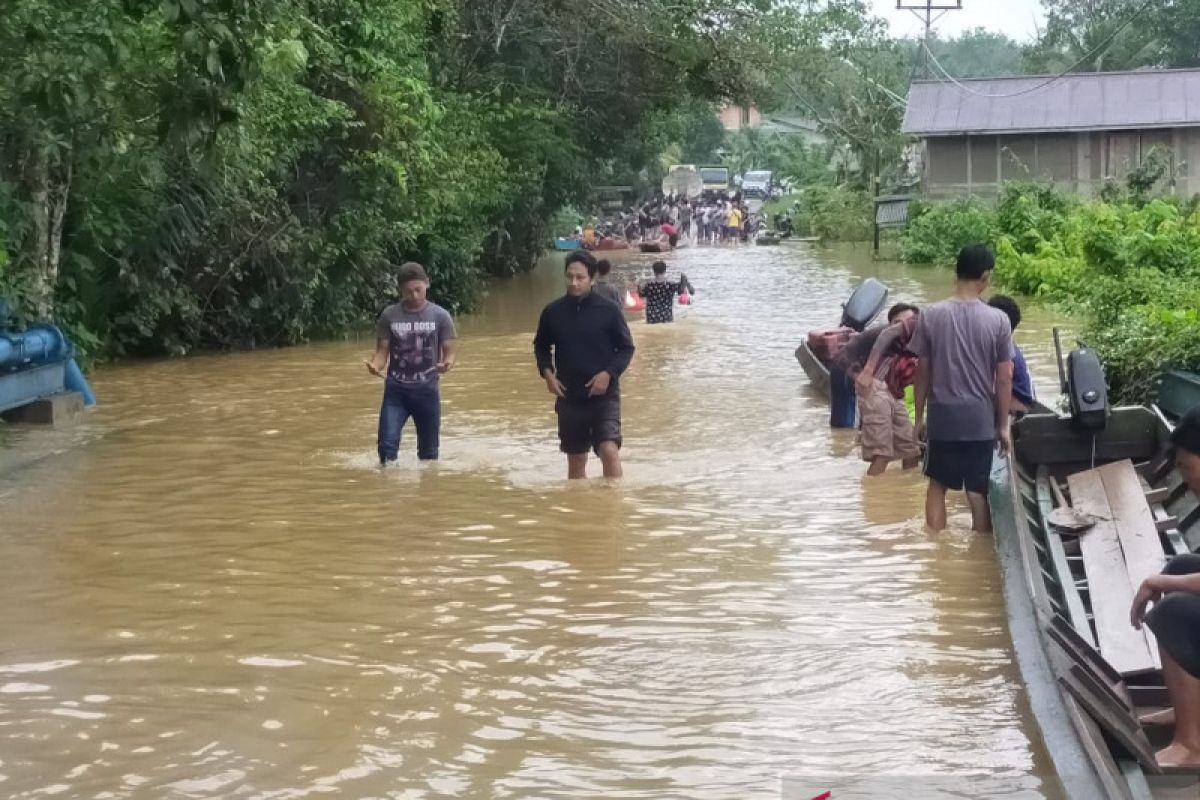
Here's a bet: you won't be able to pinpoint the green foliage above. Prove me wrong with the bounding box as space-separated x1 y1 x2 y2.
898 198 996 265
0 0 821 360
919 181 1200 405
787 186 872 242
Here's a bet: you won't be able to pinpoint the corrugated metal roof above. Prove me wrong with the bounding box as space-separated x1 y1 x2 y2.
903 69 1200 136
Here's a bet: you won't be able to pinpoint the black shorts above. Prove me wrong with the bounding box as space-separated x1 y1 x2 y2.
1147 554 1200 678
924 439 995 494
556 395 622 455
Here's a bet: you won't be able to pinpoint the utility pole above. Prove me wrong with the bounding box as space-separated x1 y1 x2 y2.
896 0 963 79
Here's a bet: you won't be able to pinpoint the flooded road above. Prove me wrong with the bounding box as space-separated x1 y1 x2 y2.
1 244 1068 798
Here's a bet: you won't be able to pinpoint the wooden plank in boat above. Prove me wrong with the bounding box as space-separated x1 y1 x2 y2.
1101 460 1168 595
1099 460 1167 672
1119 758 1155 800
1062 693 1140 800
1069 468 1159 676
1138 474 1191 557
1037 468 1096 646
1128 684 1169 707
1061 671 1162 774
1045 613 1130 706
1014 409 1161 466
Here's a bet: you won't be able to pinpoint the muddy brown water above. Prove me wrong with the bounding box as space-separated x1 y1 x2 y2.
0 244 1071 798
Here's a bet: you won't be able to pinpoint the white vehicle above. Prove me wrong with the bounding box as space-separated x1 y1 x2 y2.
661 164 703 198
741 170 774 199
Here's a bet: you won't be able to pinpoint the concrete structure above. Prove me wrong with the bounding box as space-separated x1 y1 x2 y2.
902 69 1200 197
719 104 761 131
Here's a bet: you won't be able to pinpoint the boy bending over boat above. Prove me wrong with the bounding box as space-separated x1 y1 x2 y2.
845 303 922 476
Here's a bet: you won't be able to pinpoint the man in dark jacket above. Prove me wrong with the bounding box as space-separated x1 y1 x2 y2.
534 250 636 479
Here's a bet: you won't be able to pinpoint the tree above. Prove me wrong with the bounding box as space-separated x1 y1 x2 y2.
1025 0 1160 73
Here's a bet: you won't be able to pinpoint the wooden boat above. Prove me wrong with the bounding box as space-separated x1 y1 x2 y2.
590 238 630 251
756 233 784 245
989 399 1200 798
553 237 582 251
638 241 666 253
794 340 831 397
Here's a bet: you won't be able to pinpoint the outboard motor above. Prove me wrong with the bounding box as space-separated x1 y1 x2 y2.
1054 328 1109 431
840 278 889 333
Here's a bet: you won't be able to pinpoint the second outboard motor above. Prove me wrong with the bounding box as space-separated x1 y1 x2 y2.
1054 328 1109 431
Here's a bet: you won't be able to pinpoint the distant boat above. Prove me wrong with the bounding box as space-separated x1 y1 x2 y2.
591 238 630 251
553 238 583 251
638 241 667 253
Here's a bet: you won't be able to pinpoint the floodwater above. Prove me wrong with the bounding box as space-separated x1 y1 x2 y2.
0 243 1070 799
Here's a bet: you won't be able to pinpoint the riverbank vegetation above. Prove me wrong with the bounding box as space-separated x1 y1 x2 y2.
0 0 859 359
899 179 1200 405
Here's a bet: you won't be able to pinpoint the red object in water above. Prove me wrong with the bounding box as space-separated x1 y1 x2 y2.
806 327 853 362
810 793 832 800
678 289 691 305
624 288 646 311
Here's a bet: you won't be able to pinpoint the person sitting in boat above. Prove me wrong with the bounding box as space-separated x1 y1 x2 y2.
638 260 694 325
1132 405 1200 767
845 303 922 476
987 295 1036 416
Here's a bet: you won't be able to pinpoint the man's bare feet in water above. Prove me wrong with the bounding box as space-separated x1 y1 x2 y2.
1142 708 1176 726
1156 742 1200 768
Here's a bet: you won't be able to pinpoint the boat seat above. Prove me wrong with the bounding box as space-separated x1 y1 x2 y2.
1068 459 1169 677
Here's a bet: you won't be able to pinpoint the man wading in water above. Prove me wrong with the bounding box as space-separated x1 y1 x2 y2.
638 260 694 325
910 244 1013 532
534 250 636 479
366 262 458 464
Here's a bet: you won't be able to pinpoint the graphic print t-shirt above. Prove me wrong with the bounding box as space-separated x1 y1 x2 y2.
376 302 457 387
639 277 690 324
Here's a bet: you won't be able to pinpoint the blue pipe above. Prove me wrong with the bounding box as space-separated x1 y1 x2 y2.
0 324 68 369
65 357 96 407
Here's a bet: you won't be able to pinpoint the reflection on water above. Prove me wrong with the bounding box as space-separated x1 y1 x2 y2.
0 243 1066 798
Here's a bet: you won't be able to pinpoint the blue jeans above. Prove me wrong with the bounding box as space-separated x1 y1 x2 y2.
377 382 441 463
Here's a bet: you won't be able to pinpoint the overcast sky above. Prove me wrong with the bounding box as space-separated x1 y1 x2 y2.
871 0 1047 42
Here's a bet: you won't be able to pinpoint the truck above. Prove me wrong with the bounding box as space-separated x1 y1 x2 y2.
699 166 730 194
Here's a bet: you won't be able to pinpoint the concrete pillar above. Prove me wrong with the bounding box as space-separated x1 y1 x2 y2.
1 391 85 426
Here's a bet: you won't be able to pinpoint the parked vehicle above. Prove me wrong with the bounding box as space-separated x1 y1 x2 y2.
699 165 730 193
741 170 774 199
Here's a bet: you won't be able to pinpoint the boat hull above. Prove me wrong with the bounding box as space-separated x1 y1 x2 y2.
794 340 831 397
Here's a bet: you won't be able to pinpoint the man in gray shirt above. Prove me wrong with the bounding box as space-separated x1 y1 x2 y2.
909 244 1013 532
365 262 458 464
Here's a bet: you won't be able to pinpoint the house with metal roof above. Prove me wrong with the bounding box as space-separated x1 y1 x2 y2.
902 69 1200 197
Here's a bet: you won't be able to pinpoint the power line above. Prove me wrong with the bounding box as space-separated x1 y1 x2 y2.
919 0 1157 99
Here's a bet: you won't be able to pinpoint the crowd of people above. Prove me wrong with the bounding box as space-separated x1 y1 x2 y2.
570 192 769 250
828 245 1034 534
362 245 1037 495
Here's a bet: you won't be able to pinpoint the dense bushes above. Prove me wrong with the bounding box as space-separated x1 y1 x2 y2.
900 182 1200 404
767 186 873 242
0 0 808 360
898 198 996 264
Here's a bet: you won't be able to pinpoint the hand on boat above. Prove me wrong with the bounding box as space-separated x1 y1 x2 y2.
1130 577 1163 630
996 427 1012 458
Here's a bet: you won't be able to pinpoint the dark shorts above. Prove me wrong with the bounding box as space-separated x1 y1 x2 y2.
924 439 994 494
556 395 622 455
1147 554 1200 678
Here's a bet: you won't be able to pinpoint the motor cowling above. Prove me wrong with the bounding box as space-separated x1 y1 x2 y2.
1067 344 1110 431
